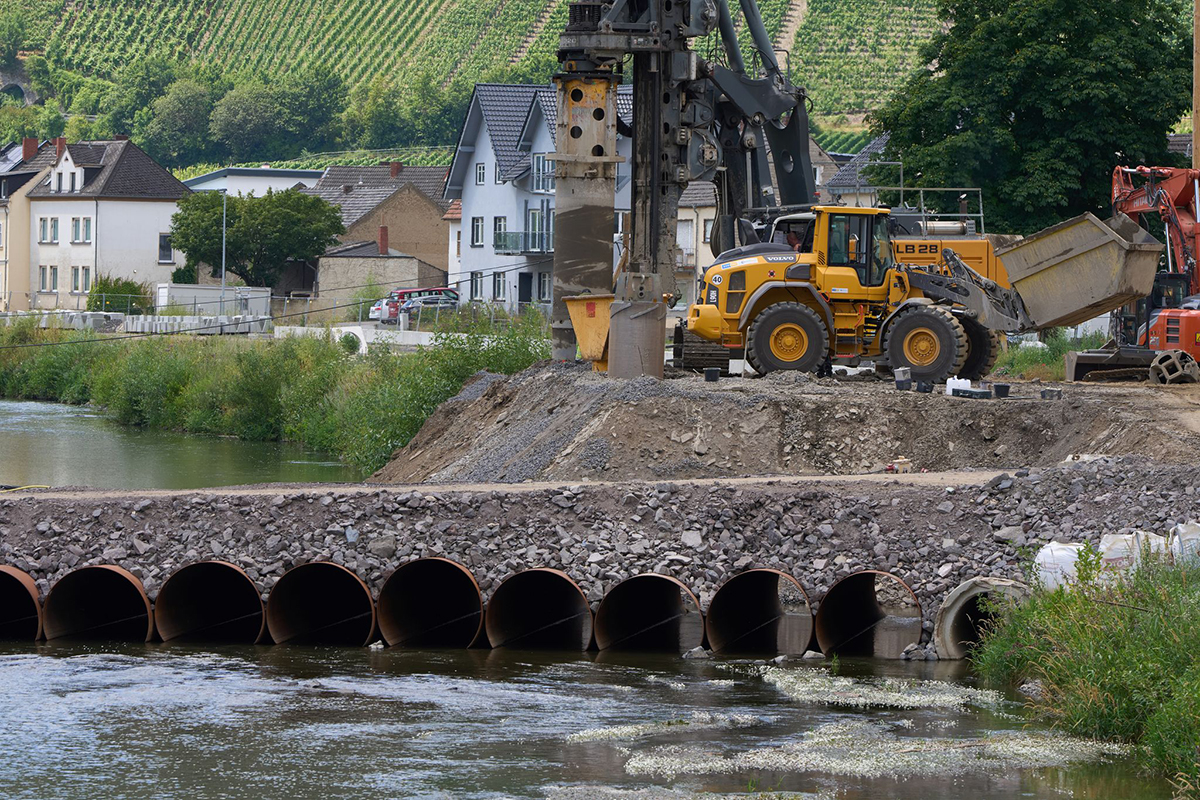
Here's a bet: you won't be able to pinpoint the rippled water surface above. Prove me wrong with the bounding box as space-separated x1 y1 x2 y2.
0 400 359 489
0 644 1170 799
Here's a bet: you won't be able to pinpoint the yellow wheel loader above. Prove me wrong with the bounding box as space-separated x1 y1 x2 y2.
685 205 1162 381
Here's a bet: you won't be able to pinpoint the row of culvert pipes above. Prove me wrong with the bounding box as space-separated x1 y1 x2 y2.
0 560 1027 659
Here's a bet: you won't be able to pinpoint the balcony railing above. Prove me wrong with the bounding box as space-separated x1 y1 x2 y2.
495 231 553 255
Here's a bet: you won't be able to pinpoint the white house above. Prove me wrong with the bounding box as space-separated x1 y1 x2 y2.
444 84 634 309
183 166 323 195
26 139 190 309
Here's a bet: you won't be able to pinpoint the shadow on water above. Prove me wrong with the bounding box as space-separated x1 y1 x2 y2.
0 641 1173 799
0 399 360 489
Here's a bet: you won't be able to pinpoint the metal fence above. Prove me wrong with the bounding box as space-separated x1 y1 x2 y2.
2 290 553 334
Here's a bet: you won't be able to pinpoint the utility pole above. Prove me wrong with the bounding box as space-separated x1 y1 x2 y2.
220 189 227 316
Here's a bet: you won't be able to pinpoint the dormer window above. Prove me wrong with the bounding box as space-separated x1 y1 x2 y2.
70 173 76 192
55 173 62 192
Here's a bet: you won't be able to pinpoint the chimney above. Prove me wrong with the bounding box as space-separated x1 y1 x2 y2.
114 134 129 141
54 137 66 157
389 161 402 178
378 225 389 255
21 137 36 162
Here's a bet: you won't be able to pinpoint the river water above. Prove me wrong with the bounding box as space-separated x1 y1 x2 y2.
0 400 360 489
0 644 1169 799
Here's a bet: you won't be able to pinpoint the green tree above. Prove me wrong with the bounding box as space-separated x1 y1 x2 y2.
170 189 345 288
208 80 281 161
35 103 64 138
98 55 177 137
275 64 346 156
139 79 214 167
0 10 25 67
871 0 1191 234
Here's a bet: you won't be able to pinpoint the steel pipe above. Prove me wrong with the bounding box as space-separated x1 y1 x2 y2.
0 565 41 640
155 561 266 644
594 573 704 652
814 570 922 659
266 562 376 647
42 565 154 642
706 568 814 655
485 568 593 650
377 558 483 648
933 577 1028 660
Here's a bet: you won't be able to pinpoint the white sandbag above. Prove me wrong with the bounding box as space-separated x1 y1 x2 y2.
1034 542 1084 590
1099 531 1166 571
1169 522 1200 564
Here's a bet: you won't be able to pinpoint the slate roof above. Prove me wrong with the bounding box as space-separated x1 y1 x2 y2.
679 180 717 207
27 140 189 200
303 164 451 226
1169 133 1193 157
826 133 891 189
474 83 546 181
322 240 414 258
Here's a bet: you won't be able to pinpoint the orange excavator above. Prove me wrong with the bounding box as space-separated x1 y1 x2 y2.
1067 166 1200 381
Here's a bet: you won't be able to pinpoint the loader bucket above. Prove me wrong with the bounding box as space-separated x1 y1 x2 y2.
564 293 614 370
996 212 1161 329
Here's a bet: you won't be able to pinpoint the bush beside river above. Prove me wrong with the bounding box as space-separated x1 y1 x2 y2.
974 548 1200 791
0 316 549 472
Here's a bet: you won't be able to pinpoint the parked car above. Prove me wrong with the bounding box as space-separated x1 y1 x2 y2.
381 287 460 324
368 298 385 321
401 295 459 314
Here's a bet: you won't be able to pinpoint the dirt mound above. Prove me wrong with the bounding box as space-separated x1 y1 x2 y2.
371 363 1200 484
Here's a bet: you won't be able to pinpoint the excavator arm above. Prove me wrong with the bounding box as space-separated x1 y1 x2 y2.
1111 165 1200 293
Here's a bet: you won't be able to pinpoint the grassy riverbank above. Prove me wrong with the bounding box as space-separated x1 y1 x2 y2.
974 550 1200 791
0 317 549 473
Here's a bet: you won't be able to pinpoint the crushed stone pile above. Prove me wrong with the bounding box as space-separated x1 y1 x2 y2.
372 362 1200 484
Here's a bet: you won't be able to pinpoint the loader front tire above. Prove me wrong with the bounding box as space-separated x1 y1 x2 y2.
884 305 968 383
747 302 828 375
959 318 1002 381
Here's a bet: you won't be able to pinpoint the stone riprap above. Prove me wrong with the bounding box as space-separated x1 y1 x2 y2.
1 456 1195 648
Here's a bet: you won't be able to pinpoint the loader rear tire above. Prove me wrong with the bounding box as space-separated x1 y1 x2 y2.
747 302 828 375
884 305 968 383
959 318 1002 381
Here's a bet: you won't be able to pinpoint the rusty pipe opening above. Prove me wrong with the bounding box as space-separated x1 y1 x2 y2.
377 558 483 648
42 565 154 642
485 568 593 650
266 562 376 647
814 570 922 659
594 573 704 652
155 561 266 644
0 566 42 641
706 569 813 655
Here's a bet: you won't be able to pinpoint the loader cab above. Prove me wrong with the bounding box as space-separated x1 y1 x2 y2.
770 208 894 288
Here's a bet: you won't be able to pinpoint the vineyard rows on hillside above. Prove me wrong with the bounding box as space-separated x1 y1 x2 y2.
787 0 940 114
10 0 939 119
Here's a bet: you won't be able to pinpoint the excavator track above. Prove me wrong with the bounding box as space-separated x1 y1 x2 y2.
673 325 734 373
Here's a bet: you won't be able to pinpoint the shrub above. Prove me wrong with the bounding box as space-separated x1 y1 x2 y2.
87 274 153 314
974 553 1200 786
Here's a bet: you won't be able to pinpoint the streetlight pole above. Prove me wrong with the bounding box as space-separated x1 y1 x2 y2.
220 189 227 317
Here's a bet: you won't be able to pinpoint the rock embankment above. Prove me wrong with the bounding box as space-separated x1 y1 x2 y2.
2 457 1196 639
